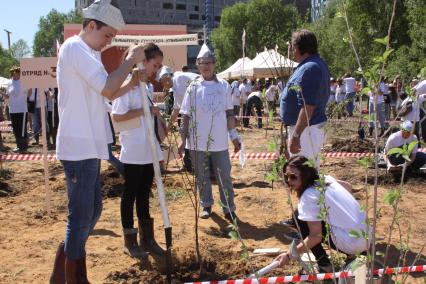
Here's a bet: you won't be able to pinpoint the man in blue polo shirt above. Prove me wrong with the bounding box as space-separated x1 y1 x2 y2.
280 29 329 168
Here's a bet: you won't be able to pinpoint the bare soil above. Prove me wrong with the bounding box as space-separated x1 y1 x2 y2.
0 120 425 283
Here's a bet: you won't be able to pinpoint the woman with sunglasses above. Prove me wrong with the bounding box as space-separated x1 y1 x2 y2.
275 155 369 272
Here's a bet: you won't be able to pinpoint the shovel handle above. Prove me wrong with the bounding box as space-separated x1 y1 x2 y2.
249 261 280 278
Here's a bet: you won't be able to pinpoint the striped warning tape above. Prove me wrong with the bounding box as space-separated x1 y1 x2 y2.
0 125 12 132
0 120 11 125
184 264 426 284
1 150 425 161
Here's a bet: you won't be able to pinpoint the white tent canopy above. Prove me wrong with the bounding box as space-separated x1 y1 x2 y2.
217 57 252 80
0 76 10 89
235 49 298 79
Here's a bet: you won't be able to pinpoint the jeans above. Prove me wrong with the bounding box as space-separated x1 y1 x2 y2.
107 143 124 175
388 152 426 171
190 150 235 213
121 163 154 228
61 159 102 260
368 101 386 130
33 107 49 136
345 92 356 116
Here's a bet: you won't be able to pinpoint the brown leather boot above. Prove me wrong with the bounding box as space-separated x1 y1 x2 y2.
139 218 166 255
76 256 90 284
123 228 149 258
65 258 78 284
49 241 65 284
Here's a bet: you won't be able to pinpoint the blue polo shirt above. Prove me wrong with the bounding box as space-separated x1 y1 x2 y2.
279 54 330 126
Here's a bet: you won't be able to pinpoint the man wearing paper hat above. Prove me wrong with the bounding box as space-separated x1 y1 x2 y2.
178 43 240 221
384 120 426 179
51 0 148 282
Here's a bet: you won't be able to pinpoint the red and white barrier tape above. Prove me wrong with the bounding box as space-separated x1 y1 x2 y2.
0 126 12 132
0 120 11 125
1 149 425 161
184 264 426 284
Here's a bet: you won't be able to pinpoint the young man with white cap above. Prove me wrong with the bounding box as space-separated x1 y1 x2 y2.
384 120 426 178
178 44 240 221
51 0 147 283
157 66 198 172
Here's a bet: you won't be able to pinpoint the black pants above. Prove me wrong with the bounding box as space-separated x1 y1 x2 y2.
10 112 28 150
243 96 263 128
47 111 58 145
121 163 154 229
293 209 336 266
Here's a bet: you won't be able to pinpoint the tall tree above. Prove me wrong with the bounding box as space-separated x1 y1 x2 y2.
33 9 82 57
211 0 301 71
10 39 31 60
0 44 18 78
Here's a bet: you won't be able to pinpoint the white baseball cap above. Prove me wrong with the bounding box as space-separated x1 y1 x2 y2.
400 120 413 132
156 66 173 81
82 0 125 31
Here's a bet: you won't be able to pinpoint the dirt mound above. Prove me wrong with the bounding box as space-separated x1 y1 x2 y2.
328 136 377 152
100 167 125 198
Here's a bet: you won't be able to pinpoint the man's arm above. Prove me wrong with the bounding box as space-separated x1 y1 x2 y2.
101 45 145 100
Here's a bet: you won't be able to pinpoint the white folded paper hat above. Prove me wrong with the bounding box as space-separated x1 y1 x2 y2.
82 0 125 31
197 43 215 60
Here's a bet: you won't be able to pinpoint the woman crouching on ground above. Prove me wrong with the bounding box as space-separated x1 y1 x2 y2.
275 155 370 272
112 43 165 258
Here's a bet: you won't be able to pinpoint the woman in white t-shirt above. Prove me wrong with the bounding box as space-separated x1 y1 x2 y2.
275 156 369 272
112 44 165 258
367 89 386 136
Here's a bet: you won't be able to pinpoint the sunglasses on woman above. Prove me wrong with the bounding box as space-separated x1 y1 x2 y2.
284 173 299 183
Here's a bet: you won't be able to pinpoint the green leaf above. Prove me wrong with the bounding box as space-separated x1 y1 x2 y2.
361 87 372 95
382 49 393 61
376 251 385 256
228 230 239 240
387 147 404 156
407 140 418 155
384 189 401 206
349 230 362 238
374 36 389 46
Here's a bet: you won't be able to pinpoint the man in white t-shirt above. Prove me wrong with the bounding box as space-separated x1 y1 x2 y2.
414 79 426 143
398 91 426 140
178 44 240 222
243 89 263 128
385 120 426 177
238 78 251 116
5 66 29 153
230 80 240 115
51 1 147 283
343 73 356 116
265 84 277 114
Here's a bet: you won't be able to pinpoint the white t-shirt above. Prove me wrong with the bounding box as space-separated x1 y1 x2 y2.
400 94 426 122
248 91 262 100
172 71 198 110
380 82 389 95
368 91 384 104
414 80 426 95
180 77 233 152
335 85 346 103
298 175 369 255
230 80 240 106
265 85 276 102
6 79 27 113
112 86 163 164
238 83 251 103
344 77 356 93
385 131 418 155
56 35 109 161
28 88 47 108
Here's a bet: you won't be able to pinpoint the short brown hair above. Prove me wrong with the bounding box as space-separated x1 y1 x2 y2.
144 43 163 60
291 29 318 55
82 19 107 30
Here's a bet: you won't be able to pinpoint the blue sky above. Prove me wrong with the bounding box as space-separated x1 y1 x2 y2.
0 0 75 52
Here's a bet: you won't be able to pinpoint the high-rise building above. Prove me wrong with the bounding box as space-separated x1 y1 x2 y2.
75 0 245 30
